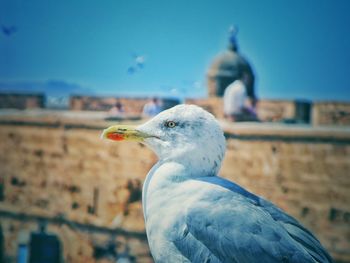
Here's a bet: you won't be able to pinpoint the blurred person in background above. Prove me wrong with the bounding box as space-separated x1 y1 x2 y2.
142 97 162 118
223 72 258 122
109 101 125 117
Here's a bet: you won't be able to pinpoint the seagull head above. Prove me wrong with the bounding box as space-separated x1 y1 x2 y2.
102 104 226 176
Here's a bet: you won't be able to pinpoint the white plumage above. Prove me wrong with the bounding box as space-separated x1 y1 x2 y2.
102 104 332 263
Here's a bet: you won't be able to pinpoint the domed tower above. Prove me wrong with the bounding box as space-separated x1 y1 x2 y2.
207 26 256 103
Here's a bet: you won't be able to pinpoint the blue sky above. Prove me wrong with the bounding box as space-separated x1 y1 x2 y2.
1 0 350 101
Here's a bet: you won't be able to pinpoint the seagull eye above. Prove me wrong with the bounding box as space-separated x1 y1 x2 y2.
165 121 177 128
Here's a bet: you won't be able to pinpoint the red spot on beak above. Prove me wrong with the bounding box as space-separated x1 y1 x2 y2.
107 133 125 141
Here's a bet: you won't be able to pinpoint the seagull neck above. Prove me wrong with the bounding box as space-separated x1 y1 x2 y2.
160 156 217 178
142 157 217 220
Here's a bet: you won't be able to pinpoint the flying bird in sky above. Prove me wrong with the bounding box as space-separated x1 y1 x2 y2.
127 53 146 74
1 25 17 36
102 105 332 262
135 55 145 68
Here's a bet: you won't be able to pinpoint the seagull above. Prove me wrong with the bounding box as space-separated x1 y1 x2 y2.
135 55 145 69
127 54 146 74
101 104 332 262
1 25 17 36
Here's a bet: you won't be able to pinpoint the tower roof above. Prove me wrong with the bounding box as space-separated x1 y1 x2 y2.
207 50 252 78
206 26 255 98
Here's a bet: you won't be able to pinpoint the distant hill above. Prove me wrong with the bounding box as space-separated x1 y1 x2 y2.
0 80 95 108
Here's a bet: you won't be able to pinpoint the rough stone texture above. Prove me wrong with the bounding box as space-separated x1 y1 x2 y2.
0 218 152 263
221 140 350 262
186 98 297 122
0 113 349 262
0 93 45 109
68 96 350 125
70 96 149 113
1 94 349 126
0 120 155 262
256 100 296 122
313 102 350 126
71 96 298 123
70 96 179 114
185 98 225 118
0 124 155 230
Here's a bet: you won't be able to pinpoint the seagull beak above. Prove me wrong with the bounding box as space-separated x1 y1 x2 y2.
101 125 151 142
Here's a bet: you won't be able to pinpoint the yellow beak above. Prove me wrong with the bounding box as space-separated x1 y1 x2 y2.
101 125 151 142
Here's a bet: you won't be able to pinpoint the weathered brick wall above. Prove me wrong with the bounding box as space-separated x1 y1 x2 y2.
256 99 296 122
71 96 298 122
221 138 350 262
0 124 155 228
313 102 350 126
0 218 151 263
0 93 45 109
185 98 225 118
70 96 350 125
186 98 298 122
0 115 349 262
70 96 149 113
0 121 155 262
70 96 179 115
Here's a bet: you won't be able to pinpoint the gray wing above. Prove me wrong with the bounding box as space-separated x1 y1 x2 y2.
172 177 332 263
260 198 333 263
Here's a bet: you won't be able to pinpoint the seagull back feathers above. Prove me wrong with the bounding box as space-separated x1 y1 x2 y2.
194 177 333 263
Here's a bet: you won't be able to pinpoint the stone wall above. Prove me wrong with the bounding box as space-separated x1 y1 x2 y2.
0 117 155 262
256 99 296 122
66 95 350 126
0 113 349 262
188 98 350 125
70 95 179 114
1 93 349 126
185 97 225 118
221 128 350 262
0 93 45 110
186 98 297 122
71 96 300 122
313 102 350 126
